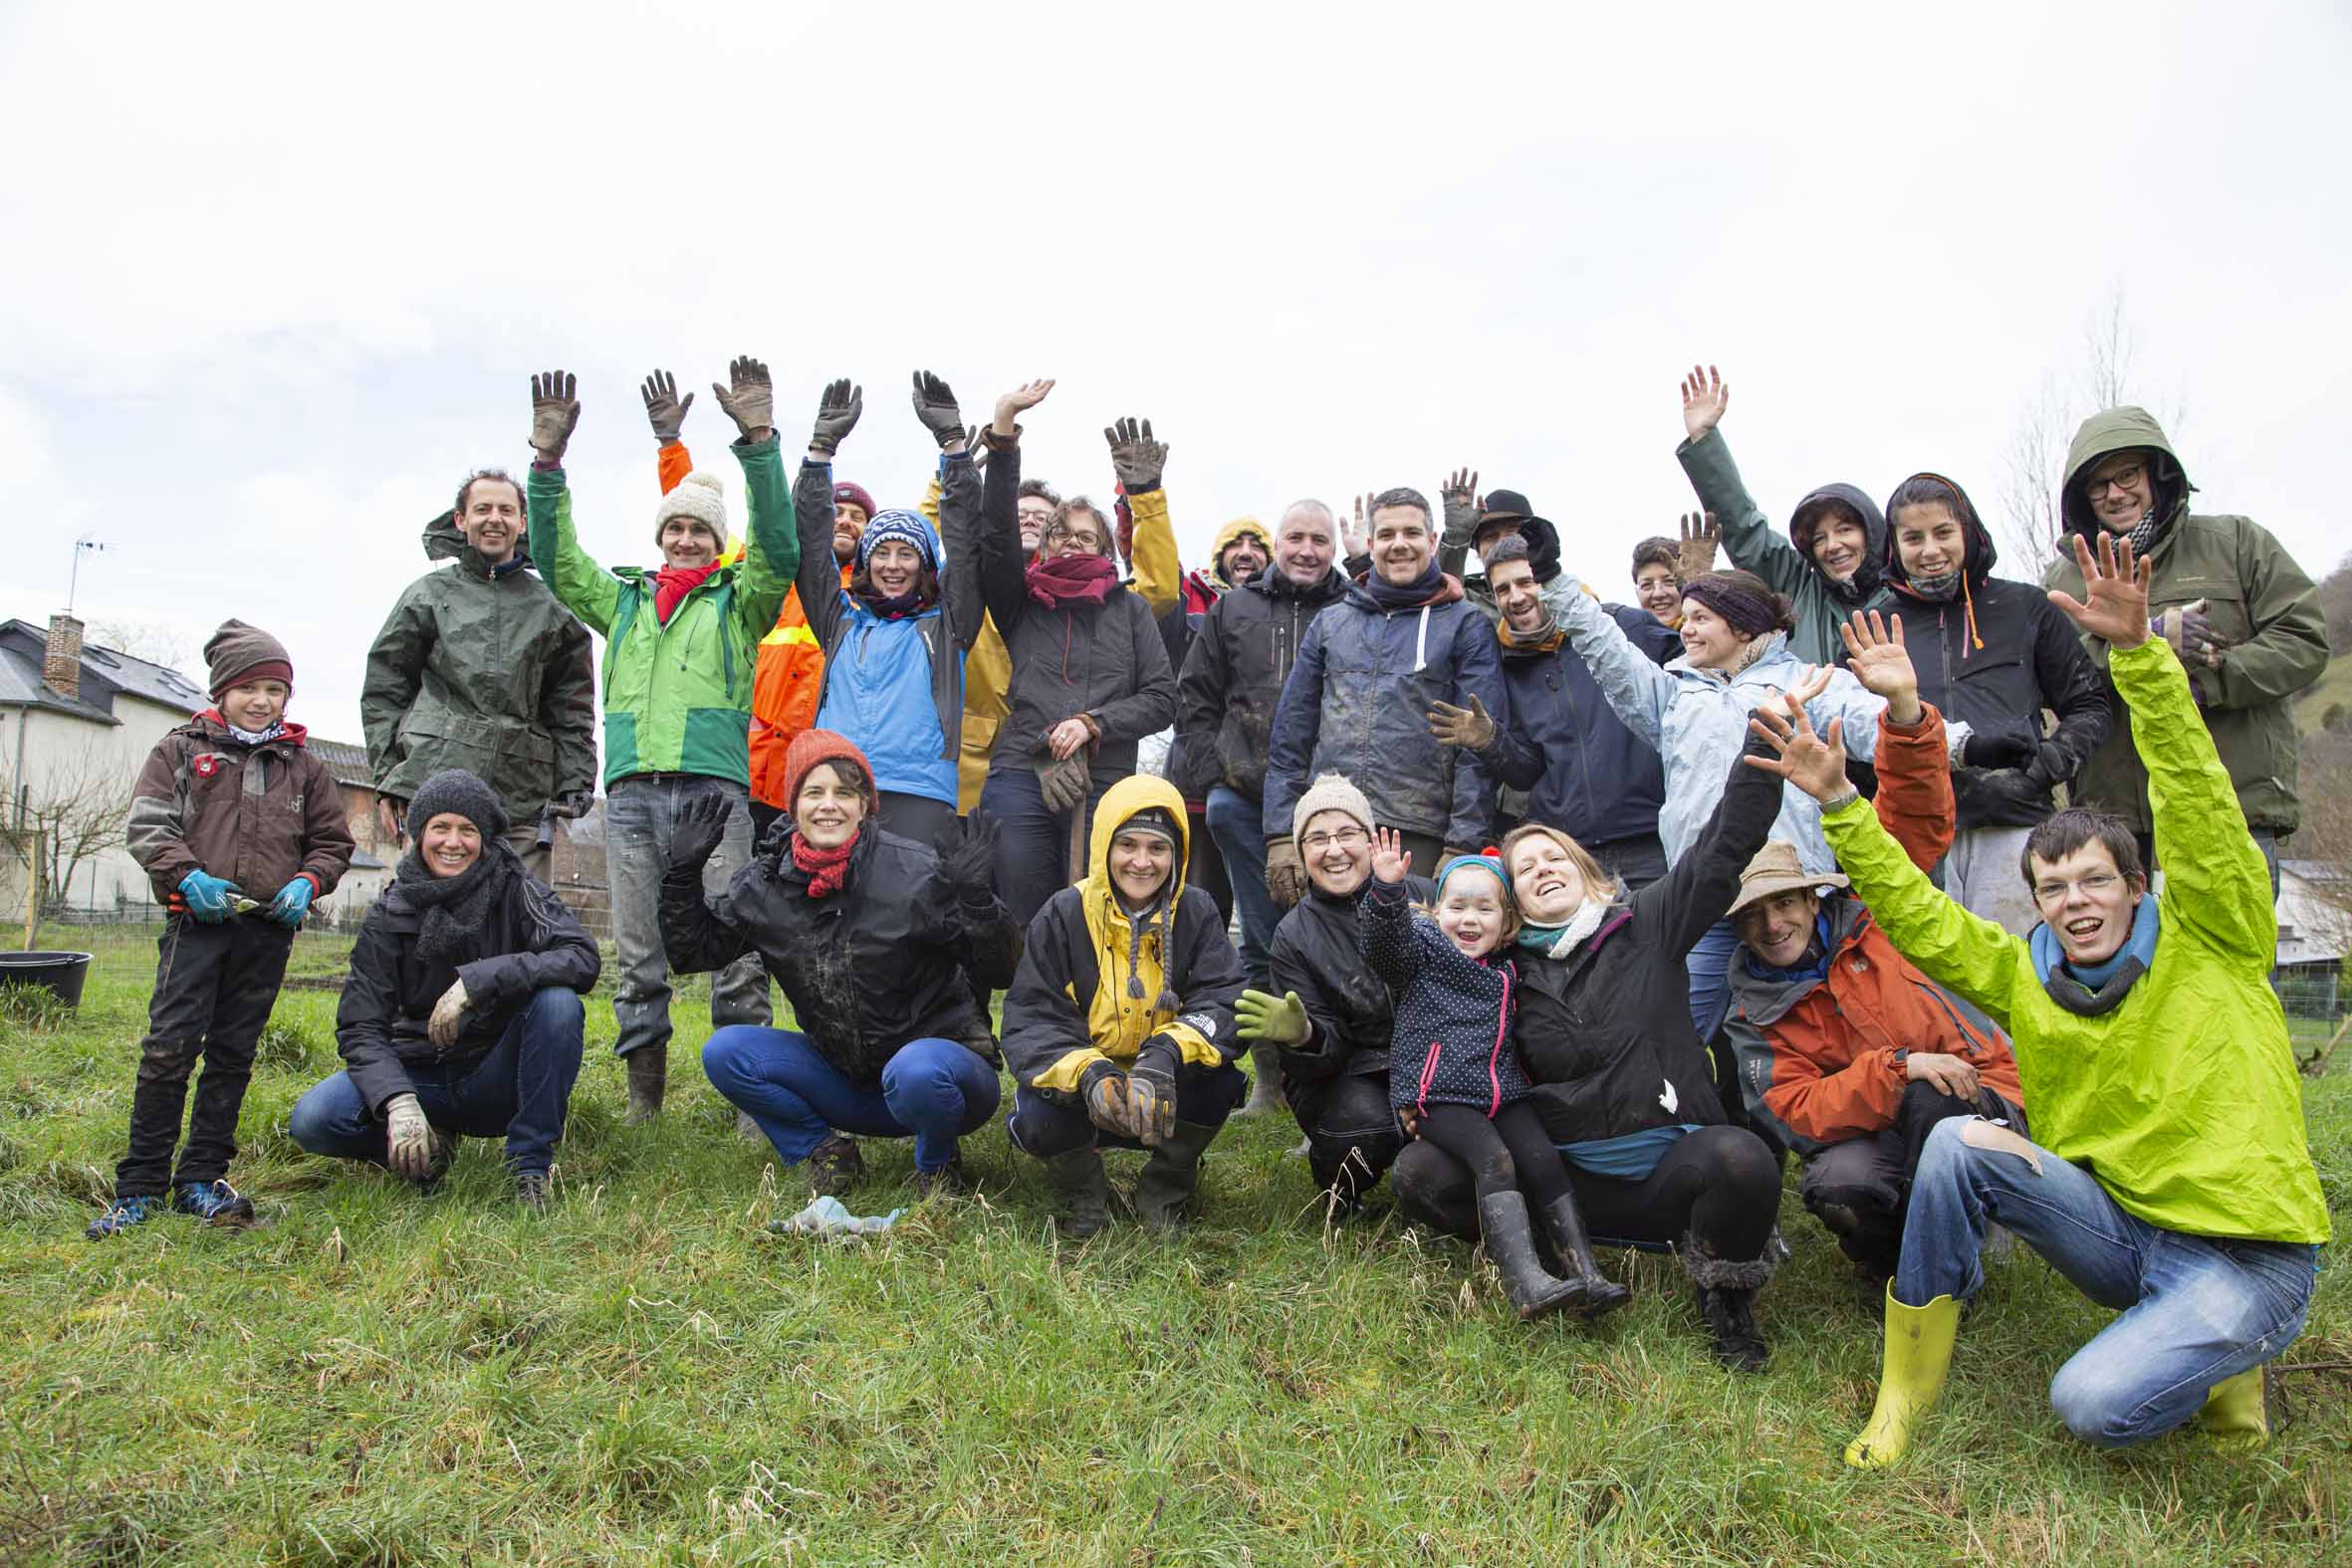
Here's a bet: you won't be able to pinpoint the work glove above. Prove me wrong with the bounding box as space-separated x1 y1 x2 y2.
1970 769 2045 812
910 370 965 451
383 1093 435 1179
937 816 1001 911
1126 1037 1182 1147
178 868 242 924
810 377 863 457
267 875 315 927
529 370 581 462
667 793 733 875
1959 731 2036 771
711 355 774 440
1080 1059 1135 1139
1676 511 1721 581
1265 838 1308 909
1426 696 1498 752
1036 749 1091 814
427 978 471 1048
551 788 596 819
1235 989 1311 1046
640 369 693 446
1103 417 1168 491
1440 468 1480 548
2154 599 2226 665
1517 516 1563 583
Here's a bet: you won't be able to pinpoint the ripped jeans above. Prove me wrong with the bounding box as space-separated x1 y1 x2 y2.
1898 1116 2318 1449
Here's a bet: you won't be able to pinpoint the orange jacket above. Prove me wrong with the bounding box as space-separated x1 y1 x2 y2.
1724 707 2025 1154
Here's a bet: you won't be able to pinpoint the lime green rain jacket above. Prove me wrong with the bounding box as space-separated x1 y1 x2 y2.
1821 636 2329 1245
528 436 798 787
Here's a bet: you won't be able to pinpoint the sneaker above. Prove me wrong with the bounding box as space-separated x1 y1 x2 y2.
515 1170 554 1211
170 1179 257 1228
807 1135 864 1199
914 1159 975 1200
85 1195 164 1239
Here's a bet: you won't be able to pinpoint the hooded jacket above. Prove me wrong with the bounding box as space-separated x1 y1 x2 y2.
1173 560 1352 803
1677 428 1896 666
360 508 597 824
1485 599 1676 849
335 857 600 1112
658 822 1020 1089
1358 871 1529 1117
2042 407 2326 835
1262 573 1508 847
126 713 355 909
1879 473 2112 830
1822 637 2329 1245
1268 871 1436 1089
1000 776 1248 1093
528 435 799 787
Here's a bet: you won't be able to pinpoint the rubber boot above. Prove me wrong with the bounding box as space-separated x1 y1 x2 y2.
1045 1147 1110 1239
1478 1192 1579 1321
1679 1229 1777 1371
1233 1044 1289 1117
2198 1366 2270 1446
624 1047 667 1124
1844 1282 1961 1468
1133 1120 1219 1231
1539 1193 1632 1318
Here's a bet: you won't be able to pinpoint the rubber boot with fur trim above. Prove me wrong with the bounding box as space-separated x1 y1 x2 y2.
1679 1230 1777 1371
1133 1120 1219 1231
624 1046 667 1124
1844 1282 1961 1468
1479 1192 1580 1321
1045 1147 1110 1239
1539 1193 1632 1318
1234 1044 1289 1117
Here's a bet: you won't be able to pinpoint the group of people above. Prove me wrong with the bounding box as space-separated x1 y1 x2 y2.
86 358 2332 1467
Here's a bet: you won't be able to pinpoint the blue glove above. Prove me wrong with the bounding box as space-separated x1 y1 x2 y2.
268 875 315 927
179 869 242 923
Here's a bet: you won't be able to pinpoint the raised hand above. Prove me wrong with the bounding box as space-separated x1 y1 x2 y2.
1676 511 1721 580
1681 364 1729 442
529 370 581 461
1426 696 1497 751
1759 663 1834 722
992 377 1055 437
667 792 733 874
1838 610 1921 722
1104 416 1168 489
809 377 862 457
640 369 693 446
710 355 774 441
936 815 1000 909
1344 496 1371 560
2047 532 2152 649
1440 468 1480 544
910 370 964 451
1743 705 1852 804
1370 825 1410 884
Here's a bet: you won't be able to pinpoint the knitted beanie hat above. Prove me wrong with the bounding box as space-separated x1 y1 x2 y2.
1679 570 1783 639
204 618 294 699
1291 773 1376 847
781 729 874 812
652 471 730 550
856 509 938 571
405 768 511 842
1118 805 1182 849
832 481 877 522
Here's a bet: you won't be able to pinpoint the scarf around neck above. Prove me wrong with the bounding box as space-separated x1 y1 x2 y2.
1026 553 1119 608
652 561 721 623
224 719 288 747
789 828 860 898
2030 894 2159 1016
852 583 930 620
1518 895 1612 959
397 839 520 973
1362 560 1445 610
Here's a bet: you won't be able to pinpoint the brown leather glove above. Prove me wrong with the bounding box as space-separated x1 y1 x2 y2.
1080 1060 1134 1139
1036 750 1091 813
1265 837 1308 909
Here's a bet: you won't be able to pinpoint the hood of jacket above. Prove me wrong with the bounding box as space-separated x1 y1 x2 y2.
2058 405 2196 542
422 509 537 572
1788 483 1889 597
1204 517 1272 592
1082 774 1192 913
1881 471 1998 594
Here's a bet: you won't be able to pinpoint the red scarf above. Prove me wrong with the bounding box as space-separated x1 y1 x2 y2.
652 562 721 624
790 828 859 898
1025 553 1118 608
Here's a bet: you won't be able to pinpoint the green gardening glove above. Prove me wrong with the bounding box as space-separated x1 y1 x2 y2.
1235 989 1310 1046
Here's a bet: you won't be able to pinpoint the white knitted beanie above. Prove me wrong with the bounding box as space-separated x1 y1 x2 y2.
653 470 730 550
1291 773 1376 847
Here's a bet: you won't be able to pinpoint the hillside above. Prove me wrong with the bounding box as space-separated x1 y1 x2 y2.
2296 650 2352 737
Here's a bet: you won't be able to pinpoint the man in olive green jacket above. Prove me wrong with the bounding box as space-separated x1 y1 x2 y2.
2045 406 2327 891
362 470 597 883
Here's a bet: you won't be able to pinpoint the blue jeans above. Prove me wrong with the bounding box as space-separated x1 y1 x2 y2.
288 987 588 1176
1005 1061 1249 1158
603 774 771 1058
702 1027 1002 1173
1205 785 1278 989
1685 916 1741 1041
1899 1116 2319 1449
976 764 1110 928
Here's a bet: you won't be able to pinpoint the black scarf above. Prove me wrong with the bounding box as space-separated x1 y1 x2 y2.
1362 560 1444 609
397 839 520 971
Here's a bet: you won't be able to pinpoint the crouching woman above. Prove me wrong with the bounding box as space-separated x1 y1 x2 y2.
1002 776 1249 1236
660 731 1019 1198
289 770 599 1208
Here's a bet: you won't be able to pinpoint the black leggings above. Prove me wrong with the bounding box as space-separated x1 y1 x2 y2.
1415 1101 1571 1209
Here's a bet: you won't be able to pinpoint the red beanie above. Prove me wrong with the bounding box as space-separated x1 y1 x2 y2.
781 729 874 811
833 481 877 522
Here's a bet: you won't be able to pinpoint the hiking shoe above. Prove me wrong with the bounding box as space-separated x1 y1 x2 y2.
807 1135 864 1199
171 1179 257 1228
914 1159 975 1200
85 1195 164 1239
515 1170 554 1211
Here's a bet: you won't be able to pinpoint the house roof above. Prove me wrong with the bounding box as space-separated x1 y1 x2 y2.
0 619 207 724
308 737 376 790
2281 859 2350 885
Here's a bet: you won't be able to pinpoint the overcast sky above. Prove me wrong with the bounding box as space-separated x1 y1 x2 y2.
3 1 2345 747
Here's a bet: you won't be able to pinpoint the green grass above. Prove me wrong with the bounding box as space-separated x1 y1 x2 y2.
2 926 2347 1565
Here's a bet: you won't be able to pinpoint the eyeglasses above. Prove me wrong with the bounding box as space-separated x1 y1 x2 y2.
1299 827 1368 853
2083 464 2144 501
2031 871 2122 907
1046 525 1099 548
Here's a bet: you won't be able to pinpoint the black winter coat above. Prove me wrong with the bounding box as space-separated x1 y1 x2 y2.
1173 562 1352 804
1268 873 1435 1087
659 826 1020 1089
1490 603 1677 848
1513 730 1781 1146
335 861 601 1113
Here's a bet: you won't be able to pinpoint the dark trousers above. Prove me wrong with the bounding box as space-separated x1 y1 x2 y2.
287 988 588 1177
117 916 296 1198
1005 1060 1248 1157
1291 1070 1406 1200
1591 833 1669 895
1185 805 1231 921
977 765 1112 928
1416 1101 1572 1208
1799 1080 2022 1275
1393 1122 1780 1260
878 790 960 852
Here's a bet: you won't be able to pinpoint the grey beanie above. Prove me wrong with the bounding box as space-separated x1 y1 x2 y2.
405 769 510 843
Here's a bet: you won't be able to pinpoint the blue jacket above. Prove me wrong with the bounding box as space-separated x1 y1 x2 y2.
1263 575 1507 846
1490 598 1676 848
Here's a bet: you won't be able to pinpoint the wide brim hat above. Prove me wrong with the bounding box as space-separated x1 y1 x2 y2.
1726 839 1848 920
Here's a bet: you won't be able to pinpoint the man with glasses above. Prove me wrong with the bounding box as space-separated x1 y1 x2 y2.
2046 406 2327 896
1753 537 2327 1467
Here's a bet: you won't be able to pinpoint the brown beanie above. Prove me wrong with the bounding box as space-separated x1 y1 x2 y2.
203 619 294 699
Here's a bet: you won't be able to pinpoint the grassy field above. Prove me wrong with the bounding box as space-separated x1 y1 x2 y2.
1 926 2346 1566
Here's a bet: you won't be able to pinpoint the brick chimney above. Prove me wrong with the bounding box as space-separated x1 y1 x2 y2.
42 613 84 701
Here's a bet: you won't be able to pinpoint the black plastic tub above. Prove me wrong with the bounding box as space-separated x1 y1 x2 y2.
0 951 94 1008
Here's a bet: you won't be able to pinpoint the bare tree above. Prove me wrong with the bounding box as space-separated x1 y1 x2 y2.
87 618 197 680
2 753 137 912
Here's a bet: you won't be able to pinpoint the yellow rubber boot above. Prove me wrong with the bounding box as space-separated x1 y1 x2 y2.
2197 1366 2269 1446
1843 1283 1961 1469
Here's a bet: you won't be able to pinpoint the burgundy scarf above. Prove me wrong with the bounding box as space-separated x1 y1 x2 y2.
790 828 859 898
1026 553 1118 609
652 562 720 624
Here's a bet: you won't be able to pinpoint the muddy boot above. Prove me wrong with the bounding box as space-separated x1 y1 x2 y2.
1537 1193 1632 1318
1133 1120 1219 1231
1478 1192 1579 1320
1234 1044 1289 1118
624 1047 667 1124
807 1134 863 1198
1680 1230 1778 1372
1045 1147 1110 1239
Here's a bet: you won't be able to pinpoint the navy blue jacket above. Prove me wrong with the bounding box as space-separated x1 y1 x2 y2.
1489 601 1676 848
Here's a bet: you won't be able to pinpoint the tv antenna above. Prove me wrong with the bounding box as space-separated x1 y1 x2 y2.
68 533 109 613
